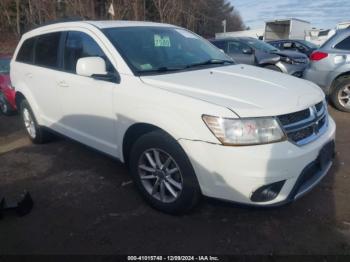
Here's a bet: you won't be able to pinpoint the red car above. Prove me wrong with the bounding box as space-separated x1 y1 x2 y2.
0 55 16 115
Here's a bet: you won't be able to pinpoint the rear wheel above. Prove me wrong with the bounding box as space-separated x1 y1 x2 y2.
129 130 201 214
20 99 52 144
331 76 350 113
0 92 13 116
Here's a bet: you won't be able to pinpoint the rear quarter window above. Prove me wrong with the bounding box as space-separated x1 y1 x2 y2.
16 37 36 64
334 36 350 50
34 32 61 68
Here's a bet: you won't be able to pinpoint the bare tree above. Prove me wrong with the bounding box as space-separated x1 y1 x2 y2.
0 0 245 39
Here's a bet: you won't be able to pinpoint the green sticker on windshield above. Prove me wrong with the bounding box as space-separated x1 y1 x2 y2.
154 35 171 47
140 64 153 70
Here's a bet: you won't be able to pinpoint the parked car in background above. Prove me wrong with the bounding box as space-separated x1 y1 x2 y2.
11 21 335 213
0 55 16 115
268 39 318 57
304 29 350 112
211 37 308 78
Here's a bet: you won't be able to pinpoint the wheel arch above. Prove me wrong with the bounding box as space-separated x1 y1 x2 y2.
331 71 350 88
15 91 26 109
122 123 171 165
14 88 43 124
327 66 350 94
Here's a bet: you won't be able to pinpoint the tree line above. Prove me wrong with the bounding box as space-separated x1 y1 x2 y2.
0 0 245 38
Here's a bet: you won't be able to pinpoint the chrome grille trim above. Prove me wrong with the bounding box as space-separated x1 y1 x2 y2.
278 101 328 146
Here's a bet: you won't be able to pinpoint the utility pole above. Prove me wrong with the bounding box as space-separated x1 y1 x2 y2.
222 19 227 35
16 0 20 35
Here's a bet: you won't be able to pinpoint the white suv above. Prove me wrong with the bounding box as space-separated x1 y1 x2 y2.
11 21 336 213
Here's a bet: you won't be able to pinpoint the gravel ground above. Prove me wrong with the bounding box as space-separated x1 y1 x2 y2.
0 107 349 255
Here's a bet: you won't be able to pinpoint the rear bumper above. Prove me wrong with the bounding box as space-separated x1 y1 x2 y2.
277 62 307 77
178 116 336 206
303 68 331 94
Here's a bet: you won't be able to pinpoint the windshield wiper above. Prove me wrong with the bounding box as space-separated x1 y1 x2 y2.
186 59 234 69
139 66 185 74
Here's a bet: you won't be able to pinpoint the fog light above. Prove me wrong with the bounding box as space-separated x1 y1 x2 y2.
250 181 286 202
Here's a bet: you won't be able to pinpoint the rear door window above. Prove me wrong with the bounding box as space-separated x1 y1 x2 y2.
16 37 36 64
270 42 280 49
34 32 61 68
334 36 350 50
228 41 249 54
212 41 227 52
63 31 114 74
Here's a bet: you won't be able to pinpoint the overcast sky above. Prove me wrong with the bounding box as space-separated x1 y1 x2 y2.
230 0 350 30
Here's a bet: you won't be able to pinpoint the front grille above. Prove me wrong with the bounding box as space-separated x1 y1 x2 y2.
278 101 328 146
315 101 324 112
279 108 310 126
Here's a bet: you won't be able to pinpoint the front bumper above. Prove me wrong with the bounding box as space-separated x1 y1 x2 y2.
277 61 307 78
178 116 336 206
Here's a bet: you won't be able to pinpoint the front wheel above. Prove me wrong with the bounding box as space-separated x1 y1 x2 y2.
129 130 201 214
331 76 350 113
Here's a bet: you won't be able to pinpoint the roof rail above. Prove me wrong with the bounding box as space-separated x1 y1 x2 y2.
25 17 86 33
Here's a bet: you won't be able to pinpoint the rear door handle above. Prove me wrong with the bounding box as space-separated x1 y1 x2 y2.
25 73 33 78
58 81 69 88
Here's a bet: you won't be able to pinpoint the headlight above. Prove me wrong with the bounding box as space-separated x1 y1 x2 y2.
202 115 286 146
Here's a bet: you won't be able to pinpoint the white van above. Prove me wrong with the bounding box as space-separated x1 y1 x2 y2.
11 21 336 213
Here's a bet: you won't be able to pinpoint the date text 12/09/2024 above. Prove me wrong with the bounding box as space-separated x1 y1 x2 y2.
127 256 220 261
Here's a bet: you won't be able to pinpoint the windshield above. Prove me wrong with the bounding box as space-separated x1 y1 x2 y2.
245 38 279 52
103 27 233 75
0 58 10 74
298 40 318 49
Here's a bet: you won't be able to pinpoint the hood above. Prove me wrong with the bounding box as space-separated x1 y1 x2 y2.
254 50 280 65
140 65 324 118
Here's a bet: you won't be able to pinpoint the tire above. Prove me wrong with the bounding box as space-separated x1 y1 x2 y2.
129 130 201 214
0 92 13 116
20 99 52 144
263 64 282 72
330 76 350 113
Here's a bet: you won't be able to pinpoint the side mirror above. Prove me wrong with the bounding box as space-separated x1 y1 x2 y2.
242 47 253 54
76 57 107 77
76 57 119 83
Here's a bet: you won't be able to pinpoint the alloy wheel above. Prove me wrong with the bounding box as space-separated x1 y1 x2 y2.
338 84 350 109
23 108 36 138
138 148 183 203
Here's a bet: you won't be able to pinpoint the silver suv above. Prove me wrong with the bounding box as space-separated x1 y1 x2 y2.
304 29 350 112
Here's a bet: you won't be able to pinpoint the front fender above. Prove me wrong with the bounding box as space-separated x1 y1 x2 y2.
114 83 236 161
